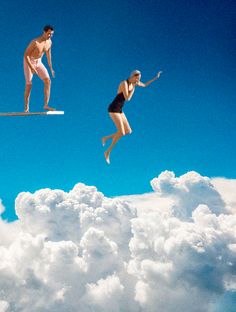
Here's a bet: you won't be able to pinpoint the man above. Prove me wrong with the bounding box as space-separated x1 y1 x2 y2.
24 25 55 112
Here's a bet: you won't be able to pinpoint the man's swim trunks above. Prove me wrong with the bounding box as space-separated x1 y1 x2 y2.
24 57 50 84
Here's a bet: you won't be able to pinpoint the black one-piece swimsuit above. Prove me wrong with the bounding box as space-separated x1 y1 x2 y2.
108 80 130 113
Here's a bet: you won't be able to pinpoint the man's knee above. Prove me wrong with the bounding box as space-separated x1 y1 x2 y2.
25 83 32 90
43 78 51 86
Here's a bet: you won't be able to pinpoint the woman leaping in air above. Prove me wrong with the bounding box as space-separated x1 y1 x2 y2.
102 70 162 164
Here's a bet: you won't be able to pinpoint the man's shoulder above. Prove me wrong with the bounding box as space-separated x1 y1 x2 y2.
29 38 38 44
46 38 52 46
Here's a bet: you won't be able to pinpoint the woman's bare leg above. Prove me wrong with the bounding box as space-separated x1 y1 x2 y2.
102 112 132 146
104 113 125 164
102 133 116 146
121 112 132 134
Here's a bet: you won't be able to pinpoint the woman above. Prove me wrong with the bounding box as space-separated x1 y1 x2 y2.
102 70 162 164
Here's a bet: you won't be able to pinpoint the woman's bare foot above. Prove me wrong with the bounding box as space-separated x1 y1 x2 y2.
102 137 106 147
104 151 110 164
43 105 56 111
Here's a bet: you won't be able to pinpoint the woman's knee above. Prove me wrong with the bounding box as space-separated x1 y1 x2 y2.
125 128 132 135
118 130 125 137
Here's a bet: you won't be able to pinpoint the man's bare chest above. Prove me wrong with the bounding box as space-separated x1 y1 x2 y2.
35 41 50 54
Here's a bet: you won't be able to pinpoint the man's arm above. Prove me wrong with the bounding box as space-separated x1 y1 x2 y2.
137 71 162 88
46 46 55 78
24 40 37 73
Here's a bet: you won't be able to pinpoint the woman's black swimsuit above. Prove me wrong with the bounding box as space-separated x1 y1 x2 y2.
108 80 130 113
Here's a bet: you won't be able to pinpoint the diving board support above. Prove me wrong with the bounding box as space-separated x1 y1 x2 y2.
0 111 64 117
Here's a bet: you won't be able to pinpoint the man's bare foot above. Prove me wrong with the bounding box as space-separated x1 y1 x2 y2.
104 151 110 164
102 137 106 147
43 105 56 111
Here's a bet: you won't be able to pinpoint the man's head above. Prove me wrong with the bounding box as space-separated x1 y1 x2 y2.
43 25 54 39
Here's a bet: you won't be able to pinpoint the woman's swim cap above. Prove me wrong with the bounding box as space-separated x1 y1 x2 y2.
130 70 141 77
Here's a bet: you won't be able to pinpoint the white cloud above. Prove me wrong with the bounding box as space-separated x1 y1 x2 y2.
212 177 236 213
0 171 236 311
82 274 125 312
0 301 9 312
150 170 226 218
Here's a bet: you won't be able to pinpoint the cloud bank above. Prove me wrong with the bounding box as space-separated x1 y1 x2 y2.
0 171 236 311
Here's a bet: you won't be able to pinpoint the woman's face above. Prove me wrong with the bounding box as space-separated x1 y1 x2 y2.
131 74 141 84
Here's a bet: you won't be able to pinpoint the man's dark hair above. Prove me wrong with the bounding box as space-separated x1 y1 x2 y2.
44 25 54 32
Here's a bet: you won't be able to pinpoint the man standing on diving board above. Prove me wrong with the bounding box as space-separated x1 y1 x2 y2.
24 25 56 112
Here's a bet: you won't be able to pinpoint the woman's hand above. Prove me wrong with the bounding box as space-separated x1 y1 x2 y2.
156 71 162 79
133 71 163 88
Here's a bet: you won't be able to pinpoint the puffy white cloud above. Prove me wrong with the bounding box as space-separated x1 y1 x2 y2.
212 177 236 213
0 183 135 312
121 171 236 311
0 301 9 312
0 171 236 311
82 274 125 312
150 170 226 218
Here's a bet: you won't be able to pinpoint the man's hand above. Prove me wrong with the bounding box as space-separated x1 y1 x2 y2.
31 67 38 75
51 69 55 78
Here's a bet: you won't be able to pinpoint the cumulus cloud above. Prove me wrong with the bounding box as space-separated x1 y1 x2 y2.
0 171 236 311
212 177 236 213
0 301 9 312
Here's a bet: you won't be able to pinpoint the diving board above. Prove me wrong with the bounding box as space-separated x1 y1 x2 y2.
0 111 64 117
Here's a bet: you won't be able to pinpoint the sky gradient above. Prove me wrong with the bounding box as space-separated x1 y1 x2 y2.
0 0 235 221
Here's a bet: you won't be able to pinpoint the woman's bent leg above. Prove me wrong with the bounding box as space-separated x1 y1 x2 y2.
104 113 125 163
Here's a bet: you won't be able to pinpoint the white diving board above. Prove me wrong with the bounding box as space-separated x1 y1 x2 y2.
0 111 64 117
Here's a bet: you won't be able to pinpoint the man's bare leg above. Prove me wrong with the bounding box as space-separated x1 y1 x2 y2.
43 78 55 111
24 84 32 112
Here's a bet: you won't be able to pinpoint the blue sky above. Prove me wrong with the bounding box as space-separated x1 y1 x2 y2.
0 0 235 221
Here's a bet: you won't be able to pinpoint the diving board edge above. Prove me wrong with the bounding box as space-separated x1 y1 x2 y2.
0 111 64 116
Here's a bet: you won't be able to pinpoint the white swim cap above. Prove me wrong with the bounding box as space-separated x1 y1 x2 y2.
130 70 141 77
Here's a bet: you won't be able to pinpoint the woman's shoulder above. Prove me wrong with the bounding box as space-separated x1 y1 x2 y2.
119 80 128 87
118 80 127 93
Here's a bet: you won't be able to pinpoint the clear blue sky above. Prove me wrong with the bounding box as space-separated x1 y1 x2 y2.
0 0 235 221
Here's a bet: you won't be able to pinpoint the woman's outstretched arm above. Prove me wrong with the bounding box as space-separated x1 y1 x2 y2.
137 71 162 87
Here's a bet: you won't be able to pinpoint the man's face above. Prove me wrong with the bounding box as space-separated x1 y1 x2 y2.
45 30 54 39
